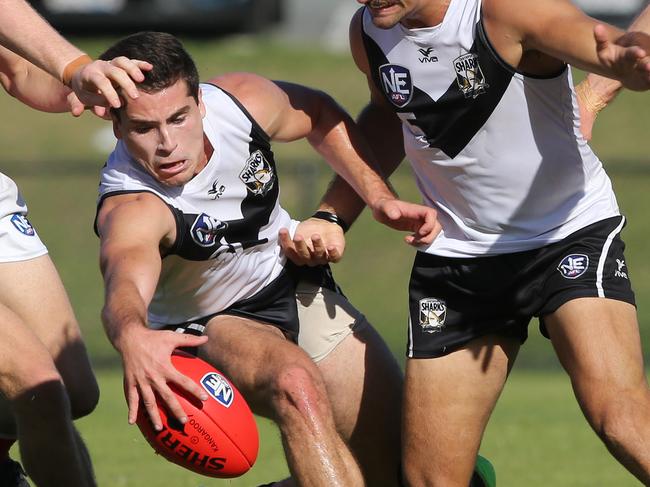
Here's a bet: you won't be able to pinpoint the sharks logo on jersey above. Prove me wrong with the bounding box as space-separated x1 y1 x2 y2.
419 298 447 333
379 64 413 108
190 213 228 247
453 53 488 99
239 150 275 196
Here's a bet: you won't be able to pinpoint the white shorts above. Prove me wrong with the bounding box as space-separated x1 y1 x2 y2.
0 173 47 262
296 280 368 362
0 211 47 263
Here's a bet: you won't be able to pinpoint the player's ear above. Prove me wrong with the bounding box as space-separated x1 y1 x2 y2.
112 114 123 140
198 87 206 118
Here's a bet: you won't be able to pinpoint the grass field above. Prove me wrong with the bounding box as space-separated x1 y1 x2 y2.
2 36 650 485
71 368 640 487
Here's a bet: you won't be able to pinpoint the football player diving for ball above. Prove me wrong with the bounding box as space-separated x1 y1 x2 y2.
94 31 453 487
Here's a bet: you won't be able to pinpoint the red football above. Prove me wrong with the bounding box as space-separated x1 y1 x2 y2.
135 351 259 478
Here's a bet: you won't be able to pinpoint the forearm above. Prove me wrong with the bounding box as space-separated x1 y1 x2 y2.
0 0 85 82
307 100 396 210
101 279 150 353
318 101 405 227
0 50 71 112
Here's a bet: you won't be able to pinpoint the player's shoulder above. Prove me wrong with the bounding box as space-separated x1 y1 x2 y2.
206 72 273 99
349 7 371 75
96 191 174 242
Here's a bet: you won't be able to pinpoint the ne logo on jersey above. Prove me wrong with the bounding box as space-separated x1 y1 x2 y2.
419 298 446 333
379 64 413 108
190 213 228 247
10 214 35 236
200 372 234 408
557 254 589 279
453 53 488 99
239 150 275 196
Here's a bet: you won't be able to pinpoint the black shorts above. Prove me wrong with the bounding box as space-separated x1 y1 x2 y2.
407 216 636 358
162 270 300 341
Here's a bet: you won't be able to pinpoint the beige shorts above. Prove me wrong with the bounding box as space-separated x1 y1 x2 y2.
296 280 368 362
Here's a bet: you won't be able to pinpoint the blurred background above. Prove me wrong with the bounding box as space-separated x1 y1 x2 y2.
2 0 649 485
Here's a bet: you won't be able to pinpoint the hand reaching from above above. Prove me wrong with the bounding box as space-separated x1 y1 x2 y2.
118 327 209 431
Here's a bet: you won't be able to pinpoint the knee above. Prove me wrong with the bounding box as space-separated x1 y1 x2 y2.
582 386 650 448
68 377 99 420
269 363 329 424
0 357 63 403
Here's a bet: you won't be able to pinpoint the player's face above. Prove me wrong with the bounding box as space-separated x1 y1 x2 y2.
356 0 435 29
357 0 412 29
113 80 207 187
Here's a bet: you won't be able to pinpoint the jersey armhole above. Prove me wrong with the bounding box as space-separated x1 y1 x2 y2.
203 83 271 148
94 190 185 258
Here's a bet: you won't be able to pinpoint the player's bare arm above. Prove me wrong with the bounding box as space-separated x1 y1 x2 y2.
97 193 209 430
0 0 152 111
0 45 74 113
212 72 439 262
577 4 650 139
482 0 650 89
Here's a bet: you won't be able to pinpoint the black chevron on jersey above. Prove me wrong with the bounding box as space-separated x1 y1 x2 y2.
362 19 513 158
172 99 276 261
161 86 277 261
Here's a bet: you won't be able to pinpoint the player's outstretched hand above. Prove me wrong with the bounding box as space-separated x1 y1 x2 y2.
595 24 650 91
279 218 346 266
371 198 441 246
119 328 209 431
69 56 153 111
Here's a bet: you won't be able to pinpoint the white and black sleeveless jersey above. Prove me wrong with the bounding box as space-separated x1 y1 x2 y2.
97 83 296 326
361 0 619 257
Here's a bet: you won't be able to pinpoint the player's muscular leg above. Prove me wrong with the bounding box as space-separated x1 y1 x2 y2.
0 302 92 487
200 315 365 487
316 319 403 487
402 335 519 487
545 298 650 484
0 255 98 420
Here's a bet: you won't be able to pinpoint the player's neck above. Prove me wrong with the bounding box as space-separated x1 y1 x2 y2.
402 0 452 29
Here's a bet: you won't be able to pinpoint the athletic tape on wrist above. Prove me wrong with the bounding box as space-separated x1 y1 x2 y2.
61 54 93 86
575 79 608 115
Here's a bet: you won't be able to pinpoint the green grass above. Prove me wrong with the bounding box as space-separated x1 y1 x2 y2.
2 36 650 485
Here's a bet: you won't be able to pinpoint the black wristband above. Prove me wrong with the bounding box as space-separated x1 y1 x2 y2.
311 211 349 233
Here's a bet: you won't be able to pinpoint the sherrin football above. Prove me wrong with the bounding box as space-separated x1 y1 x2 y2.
135 351 259 478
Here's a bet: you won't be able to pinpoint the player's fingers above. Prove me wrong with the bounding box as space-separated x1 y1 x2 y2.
107 56 152 83
593 24 610 52
104 65 143 100
74 72 122 108
66 92 85 117
173 370 209 403
310 234 328 265
326 245 342 263
292 235 314 261
407 221 441 246
174 333 209 349
278 228 296 253
155 380 189 424
125 382 140 425
91 105 112 120
139 386 163 431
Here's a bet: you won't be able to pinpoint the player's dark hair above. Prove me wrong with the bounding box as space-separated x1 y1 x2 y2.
99 31 199 106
